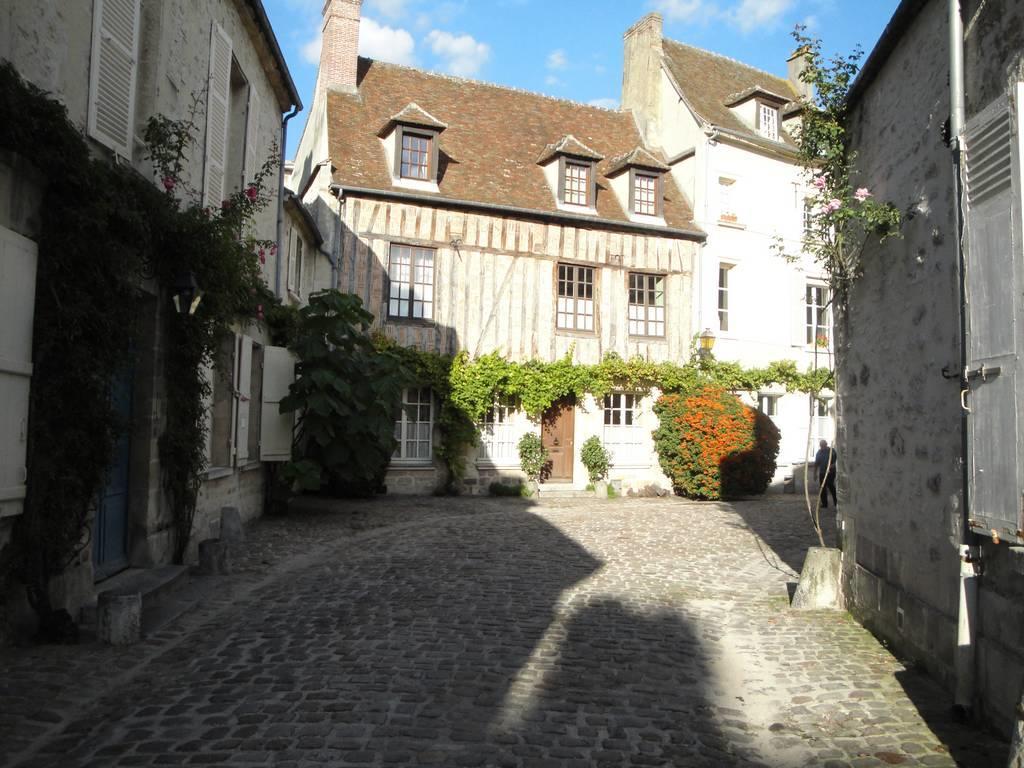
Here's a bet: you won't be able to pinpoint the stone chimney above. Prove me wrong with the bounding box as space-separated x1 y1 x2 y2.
621 13 664 147
787 47 814 102
319 0 362 94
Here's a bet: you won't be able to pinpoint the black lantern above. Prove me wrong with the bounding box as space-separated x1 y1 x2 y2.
171 271 203 316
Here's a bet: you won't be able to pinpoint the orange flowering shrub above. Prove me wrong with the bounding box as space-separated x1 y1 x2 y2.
653 386 780 500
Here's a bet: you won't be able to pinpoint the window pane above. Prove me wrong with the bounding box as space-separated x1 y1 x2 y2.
634 173 658 215
564 162 589 206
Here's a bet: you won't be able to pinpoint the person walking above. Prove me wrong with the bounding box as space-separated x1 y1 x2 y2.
814 439 838 509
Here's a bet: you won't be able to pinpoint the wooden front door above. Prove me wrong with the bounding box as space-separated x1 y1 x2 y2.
541 396 575 481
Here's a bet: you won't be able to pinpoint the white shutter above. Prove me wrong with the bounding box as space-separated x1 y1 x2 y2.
234 335 253 465
0 227 37 519
201 360 215 464
203 23 233 209
244 86 261 183
260 346 296 462
964 90 1023 542
87 0 141 157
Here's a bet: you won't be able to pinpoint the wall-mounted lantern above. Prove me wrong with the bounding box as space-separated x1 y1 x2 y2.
171 271 203 316
698 328 716 359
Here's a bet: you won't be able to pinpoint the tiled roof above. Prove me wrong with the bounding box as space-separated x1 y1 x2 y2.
377 102 448 136
662 40 800 145
535 135 604 165
326 58 700 234
606 147 671 177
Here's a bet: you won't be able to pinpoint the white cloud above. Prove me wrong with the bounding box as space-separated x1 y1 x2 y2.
652 0 705 21
725 0 794 32
588 98 619 109
301 17 417 66
546 49 568 71
544 75 562 86
425 30 490 76
360 17 417 65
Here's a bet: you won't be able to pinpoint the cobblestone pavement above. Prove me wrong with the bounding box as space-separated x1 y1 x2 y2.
0 495 1009 767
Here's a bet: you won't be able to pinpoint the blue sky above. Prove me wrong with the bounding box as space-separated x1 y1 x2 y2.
263 0 901 158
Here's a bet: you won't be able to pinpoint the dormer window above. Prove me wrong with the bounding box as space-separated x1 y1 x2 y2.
605 146 669 221
632 172 659 216
378 102 447 188
758 101 780 141
400 130 432 180
563 161 591 206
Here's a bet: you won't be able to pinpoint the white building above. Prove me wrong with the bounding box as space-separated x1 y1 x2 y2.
622 14 836 478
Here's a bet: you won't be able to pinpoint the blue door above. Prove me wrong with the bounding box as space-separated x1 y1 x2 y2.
94 370 133 580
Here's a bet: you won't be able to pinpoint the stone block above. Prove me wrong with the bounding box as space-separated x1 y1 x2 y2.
792 547 842 610
97 591 141 645
198 539 231 575
220 506 244 547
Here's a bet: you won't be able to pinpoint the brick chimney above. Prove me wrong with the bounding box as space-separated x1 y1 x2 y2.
787 47 814 102
319 0 362 94
621 13 664 147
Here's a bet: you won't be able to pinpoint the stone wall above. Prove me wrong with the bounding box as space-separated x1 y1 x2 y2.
843 0 1024 735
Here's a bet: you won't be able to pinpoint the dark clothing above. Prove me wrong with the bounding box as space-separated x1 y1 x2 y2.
815 446 838 508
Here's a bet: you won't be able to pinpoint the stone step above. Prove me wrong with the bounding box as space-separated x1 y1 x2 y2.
81 565 192 639
537 485 598 499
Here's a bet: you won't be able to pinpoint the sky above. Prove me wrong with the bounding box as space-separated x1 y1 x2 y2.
263 0 902 159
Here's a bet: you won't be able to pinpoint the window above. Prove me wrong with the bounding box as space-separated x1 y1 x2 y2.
288 234 304 297
758 394 779 417
628 273 665 337
633 172 658 216
564 162 590 206
815 398 834 443
719 177 737 222
806 284 830 345
388 244 434 321
758 102 780 141
479 396 522 465
394 387 433 462
400 131 431 180
718 264 731 332
556 264 595 331
603 393 645 467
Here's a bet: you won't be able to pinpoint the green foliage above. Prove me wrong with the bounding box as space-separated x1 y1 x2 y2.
281 292 411 496
488 481 524 497
653 387 779 500
785 28 903 300
580 436 612 484
517 433 548 482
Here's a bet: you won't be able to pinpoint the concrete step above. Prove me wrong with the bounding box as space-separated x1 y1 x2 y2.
82 565 192 639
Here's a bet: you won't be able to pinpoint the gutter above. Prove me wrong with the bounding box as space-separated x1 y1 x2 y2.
330 184 707 241
275 105 301 296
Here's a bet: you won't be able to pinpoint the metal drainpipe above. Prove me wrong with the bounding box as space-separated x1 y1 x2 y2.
275 105 301 297
949 0 978 719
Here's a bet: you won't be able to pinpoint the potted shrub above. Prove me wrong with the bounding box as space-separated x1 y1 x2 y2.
581 436 612 498
517 432 548 497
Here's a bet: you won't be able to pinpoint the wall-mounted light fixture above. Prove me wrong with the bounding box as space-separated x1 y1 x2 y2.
698 327 716 359
171 271 203 316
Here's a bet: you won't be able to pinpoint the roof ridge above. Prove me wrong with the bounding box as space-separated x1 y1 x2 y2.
357 56 625 114
662 38 793 87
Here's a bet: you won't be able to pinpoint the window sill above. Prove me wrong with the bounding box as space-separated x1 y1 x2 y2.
556 201 598 215
240 461 263 473
388 462 435 471
392 177 440 194
554 328 597 338
628 335 667 342
718 219 746 230
204 466 234 481
385 318 436 328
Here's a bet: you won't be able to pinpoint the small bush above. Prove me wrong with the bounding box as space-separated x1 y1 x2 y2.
653 386 780 500
518 432 548 481
580 436 612 484
488 480 524 497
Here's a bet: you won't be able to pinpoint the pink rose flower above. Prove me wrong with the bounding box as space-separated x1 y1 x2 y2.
161 176 176 192
823 198 842 213
854 187 873 202
813 174 828 190
270 244 278 256
221 199 232 210
245 185 258 202
259 250 266 265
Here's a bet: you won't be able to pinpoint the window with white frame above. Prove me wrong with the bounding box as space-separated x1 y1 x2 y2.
556 263 595 331
394 387 433 462
388 244 434 321
633 172 658 215
478 396 522 465
758 394 779 417
815 397 834 442
806 283 830 346
603 393 645 467
564 161 590 206
628 273 665 337
718 264 732 332
719 177 738 222
287 234 303 297
758 102 780 141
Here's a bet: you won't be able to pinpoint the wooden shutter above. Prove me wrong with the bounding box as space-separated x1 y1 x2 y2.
244 86 260 183
203 23 232 209
964 89 1024 543
87 0 141 157
0 227 37 519
260 346 296 462
234 335 253 465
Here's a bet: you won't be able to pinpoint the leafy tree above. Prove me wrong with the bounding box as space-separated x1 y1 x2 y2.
281 292 411 496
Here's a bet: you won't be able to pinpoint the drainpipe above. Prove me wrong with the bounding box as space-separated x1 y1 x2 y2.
275 105 301 297
949 0 978 719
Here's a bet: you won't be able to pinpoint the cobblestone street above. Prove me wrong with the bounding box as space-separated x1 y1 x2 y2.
0 495 1009 767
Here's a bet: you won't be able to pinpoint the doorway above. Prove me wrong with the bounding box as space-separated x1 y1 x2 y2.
541 396 575 482
93 369 133 580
